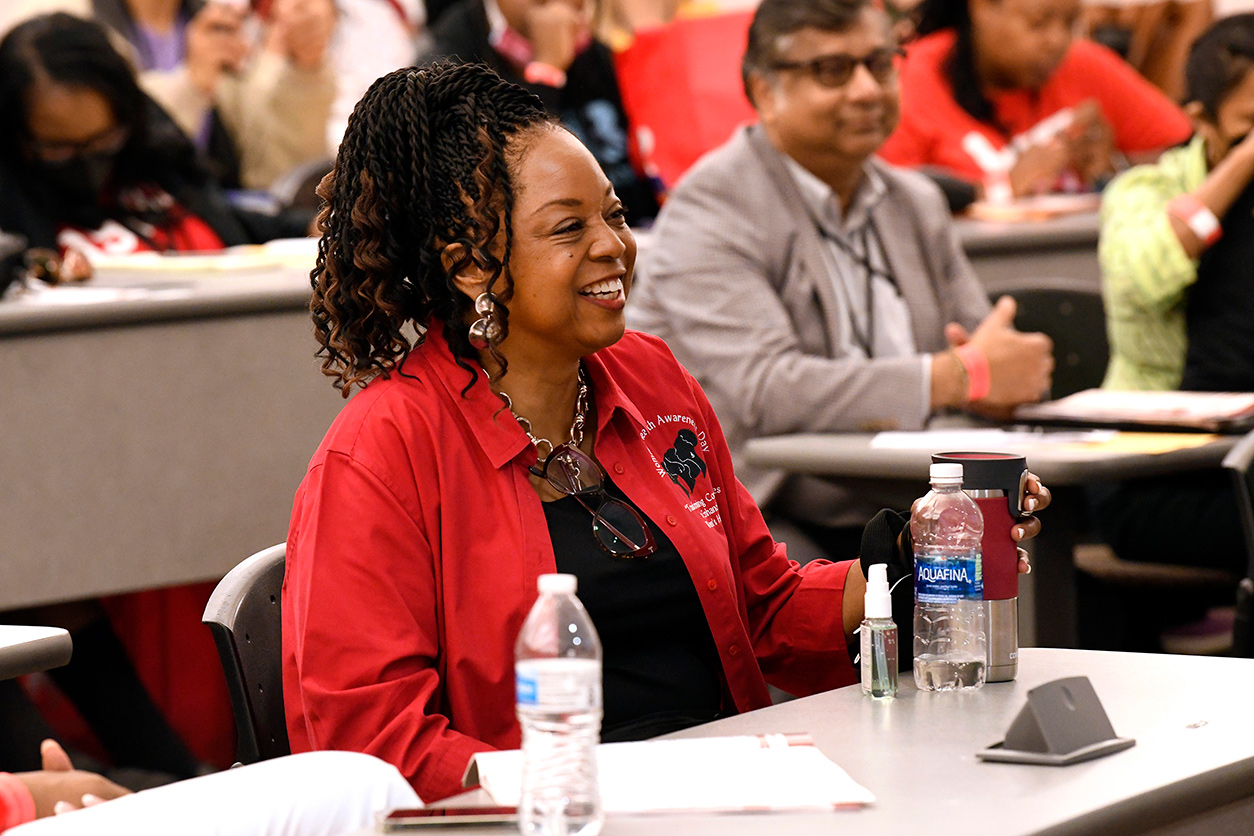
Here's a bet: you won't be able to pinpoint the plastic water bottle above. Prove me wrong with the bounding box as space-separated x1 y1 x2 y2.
516 574 604 836
911 463 988 691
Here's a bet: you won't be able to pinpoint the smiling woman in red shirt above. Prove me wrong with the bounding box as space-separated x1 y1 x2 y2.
878 0 1192 197
282 60 1051 804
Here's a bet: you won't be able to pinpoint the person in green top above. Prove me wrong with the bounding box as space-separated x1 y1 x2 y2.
1099 13 1254 391
1086 14 1254 651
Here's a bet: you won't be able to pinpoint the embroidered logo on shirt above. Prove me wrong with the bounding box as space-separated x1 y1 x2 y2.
662 429 707 496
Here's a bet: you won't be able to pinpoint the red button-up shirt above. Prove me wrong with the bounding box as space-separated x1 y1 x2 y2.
282 327 856 802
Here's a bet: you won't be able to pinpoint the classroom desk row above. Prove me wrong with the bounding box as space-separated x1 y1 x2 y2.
351 648 1254 836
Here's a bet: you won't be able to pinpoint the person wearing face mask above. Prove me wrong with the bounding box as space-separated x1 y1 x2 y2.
0 13 310 264
419 0 660 225
1083 14 1254 650
878 0 1192 197
0 13 311 783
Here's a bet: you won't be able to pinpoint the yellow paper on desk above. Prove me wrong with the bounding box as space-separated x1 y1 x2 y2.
464 736 875 814
1068 432 1221 455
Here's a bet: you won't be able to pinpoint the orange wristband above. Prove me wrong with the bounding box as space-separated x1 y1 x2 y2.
955 344 991 402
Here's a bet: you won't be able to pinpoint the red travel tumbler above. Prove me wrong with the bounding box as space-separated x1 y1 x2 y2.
931 452 1030 682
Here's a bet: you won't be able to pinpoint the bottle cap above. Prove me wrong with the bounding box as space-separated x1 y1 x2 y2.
930 462 963 484
863 563 894 620
537 573 577 595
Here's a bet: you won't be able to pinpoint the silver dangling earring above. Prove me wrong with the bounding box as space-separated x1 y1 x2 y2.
467 292 501 350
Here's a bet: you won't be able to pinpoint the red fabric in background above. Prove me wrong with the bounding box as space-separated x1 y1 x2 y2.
614 12 758 191
102 584 235 769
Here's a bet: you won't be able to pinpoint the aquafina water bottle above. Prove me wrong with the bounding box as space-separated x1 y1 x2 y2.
911 463 987 691
516 573 604 836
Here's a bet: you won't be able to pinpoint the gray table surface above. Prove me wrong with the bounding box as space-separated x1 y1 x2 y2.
0 266 344 609
0 625 72 680
743 431 1236 647
954 211 1100 296
353 649 1254 836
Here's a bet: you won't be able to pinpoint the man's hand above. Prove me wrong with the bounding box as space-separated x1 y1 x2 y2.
951 296 1054 410
186 2 251 96
16 739 130 818
267 0 337 71
527 0 591 72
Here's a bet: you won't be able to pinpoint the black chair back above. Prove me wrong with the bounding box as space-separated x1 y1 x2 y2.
1000 281 1109 400
202 543 291 763
1222 432 1254 657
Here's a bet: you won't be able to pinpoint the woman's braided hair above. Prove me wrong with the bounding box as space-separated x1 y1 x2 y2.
311 61 554 396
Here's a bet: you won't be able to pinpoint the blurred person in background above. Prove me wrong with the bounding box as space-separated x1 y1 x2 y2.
1083 0 1212 102
627 0 1053 561
0 13 311 258
879 0 1192 198
325 0 429 149
1085 15 1254 640
0 12 310 782
3 0 337 193
420 0 660 225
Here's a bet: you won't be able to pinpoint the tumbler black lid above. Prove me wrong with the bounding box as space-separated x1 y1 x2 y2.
931 451 1027 495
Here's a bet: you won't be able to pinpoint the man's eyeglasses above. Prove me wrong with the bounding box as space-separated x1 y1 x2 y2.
771 47 904 88
531 444 657 559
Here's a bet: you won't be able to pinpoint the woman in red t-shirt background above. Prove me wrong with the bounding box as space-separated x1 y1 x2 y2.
879 0 1192 197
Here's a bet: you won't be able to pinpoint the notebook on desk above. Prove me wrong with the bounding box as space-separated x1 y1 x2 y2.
1014 389 1254 434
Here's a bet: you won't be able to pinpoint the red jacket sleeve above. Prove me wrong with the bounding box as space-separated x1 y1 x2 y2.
283 451 494 803
0 772 36 831
685 367 859 698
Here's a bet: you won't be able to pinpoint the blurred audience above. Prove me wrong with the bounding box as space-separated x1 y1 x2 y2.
627 0 1053 560
1083 0 1212 102
0 13 310 261
1100 11 1254 393
1087 13 1254 650
326 0 428 148
3 0 336 193
879 0 1192 198
0 12 311 782
420 0 659 224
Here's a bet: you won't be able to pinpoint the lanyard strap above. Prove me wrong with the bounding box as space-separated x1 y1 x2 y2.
816 219 898 358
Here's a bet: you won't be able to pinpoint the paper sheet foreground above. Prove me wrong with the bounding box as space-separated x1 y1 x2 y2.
465 735 874 814
871 428 1117 450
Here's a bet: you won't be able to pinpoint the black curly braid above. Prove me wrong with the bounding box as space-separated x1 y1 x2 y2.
310 61 555 396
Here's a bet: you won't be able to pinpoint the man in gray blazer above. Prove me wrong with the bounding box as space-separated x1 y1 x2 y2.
627 0 1054 557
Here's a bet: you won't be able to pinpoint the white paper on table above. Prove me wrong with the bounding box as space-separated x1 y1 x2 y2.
1016 389 1254 426
465 736 875 814
871 428 1117 450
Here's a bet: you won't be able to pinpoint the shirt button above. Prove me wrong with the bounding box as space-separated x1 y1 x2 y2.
707 579 718 591
613 463 624 475
728 645 740 657
666 515 678 526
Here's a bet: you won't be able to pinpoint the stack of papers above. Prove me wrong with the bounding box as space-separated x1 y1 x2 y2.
464 735 874 814
1015 389 1254 433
